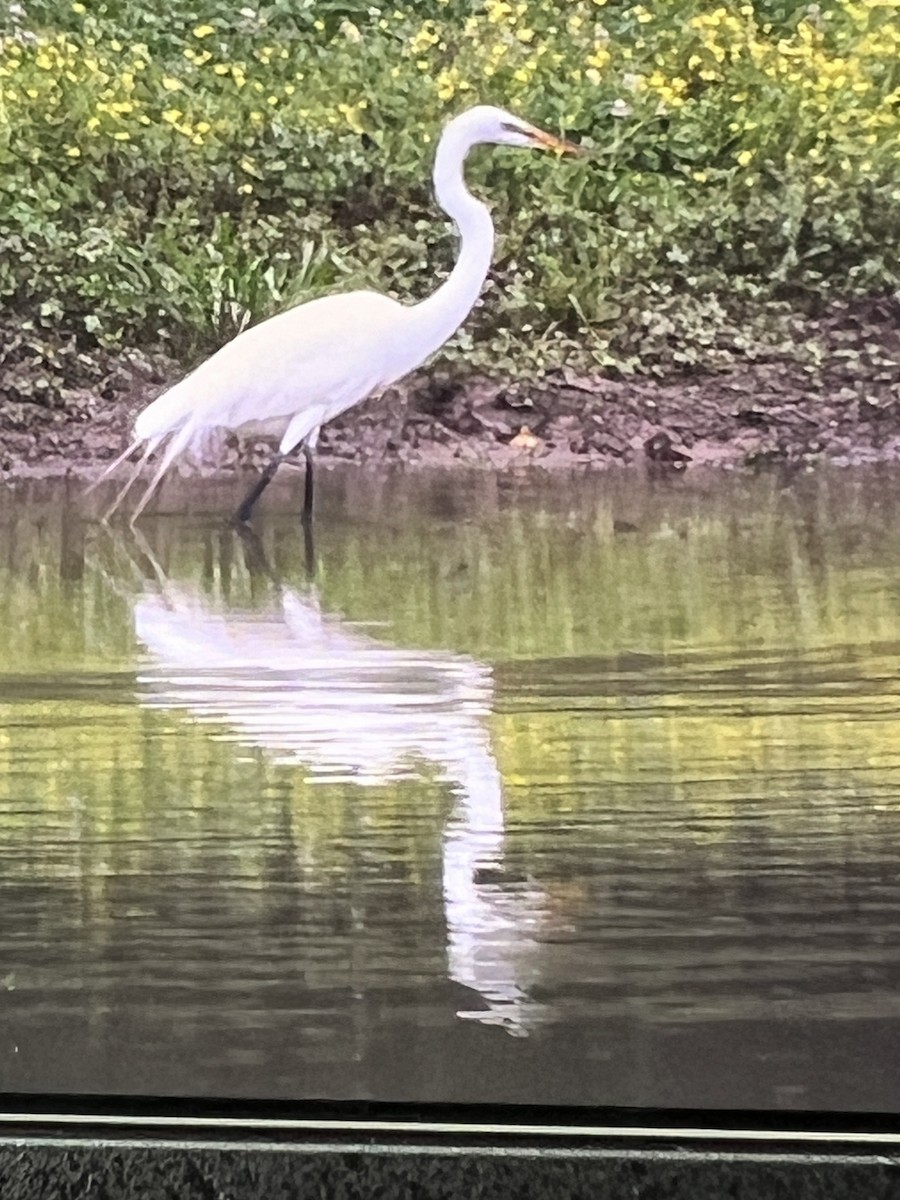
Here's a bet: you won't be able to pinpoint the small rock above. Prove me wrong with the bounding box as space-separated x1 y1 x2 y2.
644 432 692 467
510 425 542 451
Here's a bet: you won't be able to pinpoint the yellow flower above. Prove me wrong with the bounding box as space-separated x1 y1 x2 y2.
337 101 365 133
195 120 211 134
66 145 81 157
162 108 182 123
692 169 708 182
86 116 100 131
112 130 130 140
436 68 456 101
237 182 253 194
408 22 440 53
213 63 229 75
736 149 754 167
71 1 86 10
193 24 215 38
162 76 183 91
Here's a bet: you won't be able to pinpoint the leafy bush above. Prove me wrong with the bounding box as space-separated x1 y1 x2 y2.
1 0 899 383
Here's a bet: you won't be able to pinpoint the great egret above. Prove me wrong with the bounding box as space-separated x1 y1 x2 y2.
95 105 579 524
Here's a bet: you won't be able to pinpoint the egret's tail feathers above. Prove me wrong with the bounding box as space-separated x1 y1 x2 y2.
133 377 194 444
83 437 144 496
129 422 197 525
102 437 160 521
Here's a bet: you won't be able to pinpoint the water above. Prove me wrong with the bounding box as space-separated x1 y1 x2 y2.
2 464 900 1110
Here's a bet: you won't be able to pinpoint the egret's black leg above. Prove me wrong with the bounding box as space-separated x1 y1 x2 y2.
235 453 284 524
303 516 316 580
302 445 315 524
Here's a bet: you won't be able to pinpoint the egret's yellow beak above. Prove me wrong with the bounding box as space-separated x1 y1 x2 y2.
529 127 583 155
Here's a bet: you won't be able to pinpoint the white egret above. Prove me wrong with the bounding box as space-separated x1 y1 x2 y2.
95 105 579 524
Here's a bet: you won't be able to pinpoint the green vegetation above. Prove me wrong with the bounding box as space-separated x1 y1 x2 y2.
1 0 899 393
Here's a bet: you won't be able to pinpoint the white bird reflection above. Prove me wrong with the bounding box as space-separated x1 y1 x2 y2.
132 554 549 1036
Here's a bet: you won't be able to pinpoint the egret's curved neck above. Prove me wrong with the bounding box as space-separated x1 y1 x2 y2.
407 127 495 360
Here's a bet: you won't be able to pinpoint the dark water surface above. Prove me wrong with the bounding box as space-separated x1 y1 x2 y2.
3 465 900 1110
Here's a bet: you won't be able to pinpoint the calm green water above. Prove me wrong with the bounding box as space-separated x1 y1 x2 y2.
3 465 900 1109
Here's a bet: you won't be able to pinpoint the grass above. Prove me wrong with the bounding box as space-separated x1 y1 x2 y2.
0 0 899 397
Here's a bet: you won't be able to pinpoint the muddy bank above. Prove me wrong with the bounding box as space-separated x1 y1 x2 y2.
2 298 900 480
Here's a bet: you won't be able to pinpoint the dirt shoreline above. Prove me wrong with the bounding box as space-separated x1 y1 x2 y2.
2 299 900 481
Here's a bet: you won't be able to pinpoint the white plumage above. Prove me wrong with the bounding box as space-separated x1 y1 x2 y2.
134 291 403 448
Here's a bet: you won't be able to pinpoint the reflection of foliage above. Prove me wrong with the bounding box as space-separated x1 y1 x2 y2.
7 469 900 665
1 0 899 385
5 473 900 1067
4 469 900 860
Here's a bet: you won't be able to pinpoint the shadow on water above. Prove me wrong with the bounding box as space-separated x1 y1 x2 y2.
6 466 900 1107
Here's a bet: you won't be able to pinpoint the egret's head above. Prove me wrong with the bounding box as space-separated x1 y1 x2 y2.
448 104 581 156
